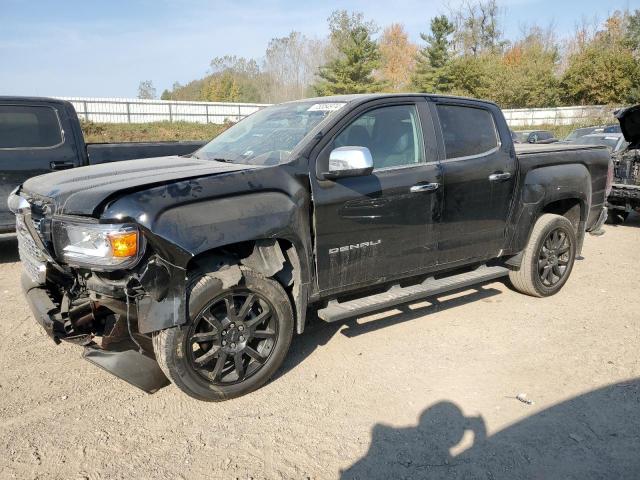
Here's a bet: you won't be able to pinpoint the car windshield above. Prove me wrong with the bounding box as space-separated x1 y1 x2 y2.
514 132 530 142
570 135 620 151
565 127 595 141
193 101 347 165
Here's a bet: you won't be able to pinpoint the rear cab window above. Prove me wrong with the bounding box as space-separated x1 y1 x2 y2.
0 105 63 149
436 104 499 159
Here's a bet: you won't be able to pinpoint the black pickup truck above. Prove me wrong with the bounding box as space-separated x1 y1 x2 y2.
11 94 610 401
0 96 205 233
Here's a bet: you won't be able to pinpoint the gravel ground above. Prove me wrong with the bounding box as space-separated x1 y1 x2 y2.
0 215 639 479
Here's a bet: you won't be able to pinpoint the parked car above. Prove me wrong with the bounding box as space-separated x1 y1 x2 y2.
0 97 207 233
567 132 629 154
564 126 604 141
11 94 610 401
512 129 558 144
607 105 640 223
603 123 622 134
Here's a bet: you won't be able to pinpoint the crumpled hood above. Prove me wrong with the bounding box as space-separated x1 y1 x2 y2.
21 155 260 215
616 104 640 144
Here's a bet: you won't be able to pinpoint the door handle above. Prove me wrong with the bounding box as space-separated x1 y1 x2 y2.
489 172 512 182
410 182 439 193
50 161 75 171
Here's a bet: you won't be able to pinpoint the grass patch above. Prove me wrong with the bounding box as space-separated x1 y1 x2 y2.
81 119 617 145
81 120 230 143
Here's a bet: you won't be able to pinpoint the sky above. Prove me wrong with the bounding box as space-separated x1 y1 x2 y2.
0 0 636 98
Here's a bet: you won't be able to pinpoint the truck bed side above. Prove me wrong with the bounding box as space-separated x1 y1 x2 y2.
86 141 206 164
507 143 610 253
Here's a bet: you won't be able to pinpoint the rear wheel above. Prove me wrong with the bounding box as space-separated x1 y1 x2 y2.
153 268 293 401
509 214 577 297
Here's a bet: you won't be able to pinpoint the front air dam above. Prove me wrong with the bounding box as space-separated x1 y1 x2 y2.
82 347 170 394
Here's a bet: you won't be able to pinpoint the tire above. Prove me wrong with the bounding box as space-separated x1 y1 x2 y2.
153 267 293 401
508 214 577 298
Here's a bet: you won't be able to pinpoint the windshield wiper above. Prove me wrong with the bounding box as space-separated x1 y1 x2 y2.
212 157 235 163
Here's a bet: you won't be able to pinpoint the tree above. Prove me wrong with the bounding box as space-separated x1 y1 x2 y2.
313 12 384 95
446 54 496 99
327 10 378 52
411 15 455 92
378 24 417 91
137 80 157 99
626 9 640 53
493 27 561 108
263 32 329 102
561 12 640 104
561 43 639 104
450 0 507 56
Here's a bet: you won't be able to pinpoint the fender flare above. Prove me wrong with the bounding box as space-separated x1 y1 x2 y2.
507 163 591 255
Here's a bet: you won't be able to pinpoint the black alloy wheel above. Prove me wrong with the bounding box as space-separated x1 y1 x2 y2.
187 290 278 385
537 228 572 287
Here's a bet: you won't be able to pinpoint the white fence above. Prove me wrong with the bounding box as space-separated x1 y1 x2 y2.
57 97 268 124
56 96 620 127
502 105 619 127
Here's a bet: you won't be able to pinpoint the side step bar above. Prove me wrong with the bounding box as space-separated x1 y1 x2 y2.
317 265 509 323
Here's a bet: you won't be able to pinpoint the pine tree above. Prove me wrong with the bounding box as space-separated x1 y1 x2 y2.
411 15 455 93
313 26 384 95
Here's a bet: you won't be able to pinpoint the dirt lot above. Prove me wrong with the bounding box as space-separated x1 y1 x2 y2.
0 215 639 479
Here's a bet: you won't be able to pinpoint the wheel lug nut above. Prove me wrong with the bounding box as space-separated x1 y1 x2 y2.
230 323 235 328
239 336 245 341
238 325 244 331
221 330 226 336
231 343 236 348
222 340 227 346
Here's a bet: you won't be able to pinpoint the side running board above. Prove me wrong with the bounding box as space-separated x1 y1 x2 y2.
317 265 509 323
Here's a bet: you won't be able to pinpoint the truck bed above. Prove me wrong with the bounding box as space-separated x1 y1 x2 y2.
87 141 206 164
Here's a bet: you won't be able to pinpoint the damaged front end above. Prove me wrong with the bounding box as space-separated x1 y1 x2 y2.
12 191 181 393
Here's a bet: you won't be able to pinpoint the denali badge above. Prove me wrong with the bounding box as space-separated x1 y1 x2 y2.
329 239 381 255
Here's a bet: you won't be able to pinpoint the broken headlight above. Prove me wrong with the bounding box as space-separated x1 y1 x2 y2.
52 220 143 270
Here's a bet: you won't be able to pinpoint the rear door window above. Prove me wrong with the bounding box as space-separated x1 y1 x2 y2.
0 105 63 149
436 104 498 159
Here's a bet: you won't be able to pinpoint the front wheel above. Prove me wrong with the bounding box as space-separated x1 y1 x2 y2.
508 214 577 297
153 268 293 401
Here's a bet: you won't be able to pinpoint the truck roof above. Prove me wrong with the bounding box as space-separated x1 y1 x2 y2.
0 96 72 106
282 93 499 108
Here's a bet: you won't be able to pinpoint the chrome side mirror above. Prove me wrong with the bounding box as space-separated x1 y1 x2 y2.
326 146 374 179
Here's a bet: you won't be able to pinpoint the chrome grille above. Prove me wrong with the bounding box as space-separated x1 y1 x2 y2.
16 214 47 284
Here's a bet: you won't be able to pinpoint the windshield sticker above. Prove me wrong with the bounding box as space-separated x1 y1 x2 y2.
307 103 346 112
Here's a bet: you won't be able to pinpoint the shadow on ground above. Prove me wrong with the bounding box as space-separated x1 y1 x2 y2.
0 235 19 264
276 285 502 381
341 379 640 479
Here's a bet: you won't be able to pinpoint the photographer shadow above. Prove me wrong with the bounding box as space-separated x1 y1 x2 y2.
342 379 640 479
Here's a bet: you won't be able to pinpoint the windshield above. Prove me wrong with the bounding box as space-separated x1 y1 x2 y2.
193 101 346 165
565 127 595 141
513 131 530 142
570 135 621 151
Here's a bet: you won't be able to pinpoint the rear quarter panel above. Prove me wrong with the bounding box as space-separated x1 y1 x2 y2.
507 145 609 253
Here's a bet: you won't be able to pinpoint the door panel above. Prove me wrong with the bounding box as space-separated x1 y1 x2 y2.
311 101 442 292
434 103 516 263
0 103 79 229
